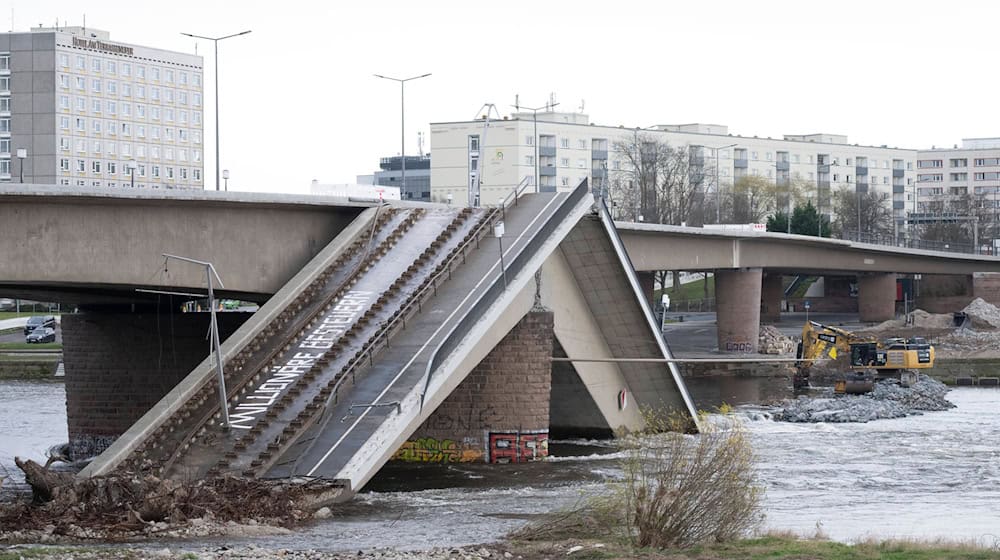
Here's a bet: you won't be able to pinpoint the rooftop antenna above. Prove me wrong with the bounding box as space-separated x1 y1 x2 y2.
514 93 520 111
548 92 557 111
579 99 585 113
417 131 425 157
82 13 86 34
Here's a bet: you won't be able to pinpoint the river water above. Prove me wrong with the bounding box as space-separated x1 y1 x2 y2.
2 378 999 548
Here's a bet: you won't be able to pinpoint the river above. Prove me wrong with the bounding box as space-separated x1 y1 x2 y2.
2 378 999 548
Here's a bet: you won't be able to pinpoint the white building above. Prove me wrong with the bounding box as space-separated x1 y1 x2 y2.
430 110 917 230
916 139 1000 232
0 26 204 189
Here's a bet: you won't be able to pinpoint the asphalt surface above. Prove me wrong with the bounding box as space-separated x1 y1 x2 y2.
660 311 866 356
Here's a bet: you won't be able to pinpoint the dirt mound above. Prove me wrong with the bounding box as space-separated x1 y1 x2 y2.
863 309 953 333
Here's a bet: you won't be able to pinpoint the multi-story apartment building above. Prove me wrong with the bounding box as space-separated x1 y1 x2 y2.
430 111 918 230
916 139 1000 236
0 26 204 189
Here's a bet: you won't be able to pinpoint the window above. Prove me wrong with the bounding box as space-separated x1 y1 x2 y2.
76 97 86 111
193 150 202 162
92 160 101 173
165 108 174 122
106 120 116 136
975 158 1000 167
0 138 8 153
179 110 188 124
917 159 943 168
122 63 131 77
106 142 115 155
59 95 70 110
108 162 117 175
179 129 188 142
165 148 174 160
59 74 70 89
561 176 570 186
0 118 8 133
0 77 8 91
138 164 146 177
59 54 69 68
165 89 174 103
121 122 131 136
137 125 146 138
560 138 569 148
75 76 85 90
92 120 101 134
578 139 587 149
106 60 116 74
151 87 160 101
121 103 131 117
121 143 131 157
60 158 70 171
178 91 187 105
91 78 101 93
137 85 146 99
107 101 116 115
136 65 146 79
151 107 160 121
917 173 943 182
193 93 202 106
77 159 85 172
525 135 534 145
193 169 201 180
165 69 174 84
152 126 161 140
75 117 85 131
137 145 146 158
152 165 160 178
107 81 117 95
951 173 968 181
560 157 569 167
92 99 101 113
152 146 161 159
166 166 174 179
60 116 70 130
751 151 759 160
59 137 70 151
194 74 202 87
179 149 187 161
137 104 146 119
180 168 188 179
193 112 201 125
165 128 174 142
92 140 101 154
0 97 7 112
577 158 586 168
75 55 85 70
974 172 1000 181
950 158 967 167
179 72 187 85
525 155 534 165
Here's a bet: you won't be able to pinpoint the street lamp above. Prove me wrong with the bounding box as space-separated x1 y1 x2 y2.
222 169 230 191
126 159 136 188
817 158 838 237
692 143 737 223
374 72 431 199
512 101 559 193
15 148 26 183
180 30 252 191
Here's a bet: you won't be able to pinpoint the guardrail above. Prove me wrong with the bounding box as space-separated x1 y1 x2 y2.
420 180 590 407
839 229 996 256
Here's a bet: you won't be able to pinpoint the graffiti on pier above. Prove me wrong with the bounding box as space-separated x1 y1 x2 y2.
393 437 483 463
488 430 548 464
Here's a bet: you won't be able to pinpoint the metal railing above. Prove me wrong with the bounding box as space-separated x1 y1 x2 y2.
839 229 995 255
420 180 590 407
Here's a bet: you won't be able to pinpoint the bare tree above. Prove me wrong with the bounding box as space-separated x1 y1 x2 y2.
610 134 707 226
832 189 894 240
722 176 780 223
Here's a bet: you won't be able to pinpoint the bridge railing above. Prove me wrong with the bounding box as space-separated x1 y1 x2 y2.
839 229 996 256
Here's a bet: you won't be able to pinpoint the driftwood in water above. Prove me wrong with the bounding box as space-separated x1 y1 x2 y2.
14 457 73 502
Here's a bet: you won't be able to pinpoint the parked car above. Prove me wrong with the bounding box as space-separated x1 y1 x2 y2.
0 298 14 311
23 315 56 335
26 327 56 344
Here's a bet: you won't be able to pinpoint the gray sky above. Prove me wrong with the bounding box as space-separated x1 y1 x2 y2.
5 0 996 193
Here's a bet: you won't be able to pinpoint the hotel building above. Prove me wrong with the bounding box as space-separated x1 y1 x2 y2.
0 26 204 188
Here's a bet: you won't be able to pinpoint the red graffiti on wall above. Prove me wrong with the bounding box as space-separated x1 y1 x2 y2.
488 431 548 463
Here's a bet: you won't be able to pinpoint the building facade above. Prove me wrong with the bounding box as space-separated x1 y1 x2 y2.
430 111 918 230
916 139 1000 250
0 27 203 189
372 154 431 201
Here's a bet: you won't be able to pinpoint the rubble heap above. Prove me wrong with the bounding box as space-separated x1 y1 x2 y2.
774 374 955 423
962 297 1000 329
758 325 796 355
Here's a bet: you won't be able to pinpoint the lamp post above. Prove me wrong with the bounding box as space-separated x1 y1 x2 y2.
374 72 431 199
511 101 559 193
222 169 230 191
180 30 252 191
817 159 838 237
16 148 26 183
692 143 737 223
126 159 136 188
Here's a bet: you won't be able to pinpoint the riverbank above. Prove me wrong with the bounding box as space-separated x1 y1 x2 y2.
2 534 998 559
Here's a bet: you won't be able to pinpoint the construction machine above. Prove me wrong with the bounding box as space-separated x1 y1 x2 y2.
794 321 935 393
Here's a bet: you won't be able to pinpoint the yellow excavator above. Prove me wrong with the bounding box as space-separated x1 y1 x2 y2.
794 321 935 393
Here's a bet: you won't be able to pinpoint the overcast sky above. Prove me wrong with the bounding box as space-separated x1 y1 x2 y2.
5 0 997 193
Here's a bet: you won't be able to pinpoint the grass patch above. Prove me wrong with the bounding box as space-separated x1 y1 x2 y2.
0 342 62 351
655 274 715 303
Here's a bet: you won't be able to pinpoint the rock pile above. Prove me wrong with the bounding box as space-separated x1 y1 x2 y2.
758 325 796 355
963 297 1000 329
774 374 955 423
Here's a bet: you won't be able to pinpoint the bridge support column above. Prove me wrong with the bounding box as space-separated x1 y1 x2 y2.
394 311 554 463
62 311 251 459
636 271 656 308
760 273 783 324
716 268 762 353
858 273 897 322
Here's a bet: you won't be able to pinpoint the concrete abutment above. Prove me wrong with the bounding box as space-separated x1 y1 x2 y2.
760 273 783 324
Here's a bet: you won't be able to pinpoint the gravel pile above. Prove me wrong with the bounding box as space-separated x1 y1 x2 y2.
0 546 515 560
864 309 954 333
963 297 1000 329
774 375 955 423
